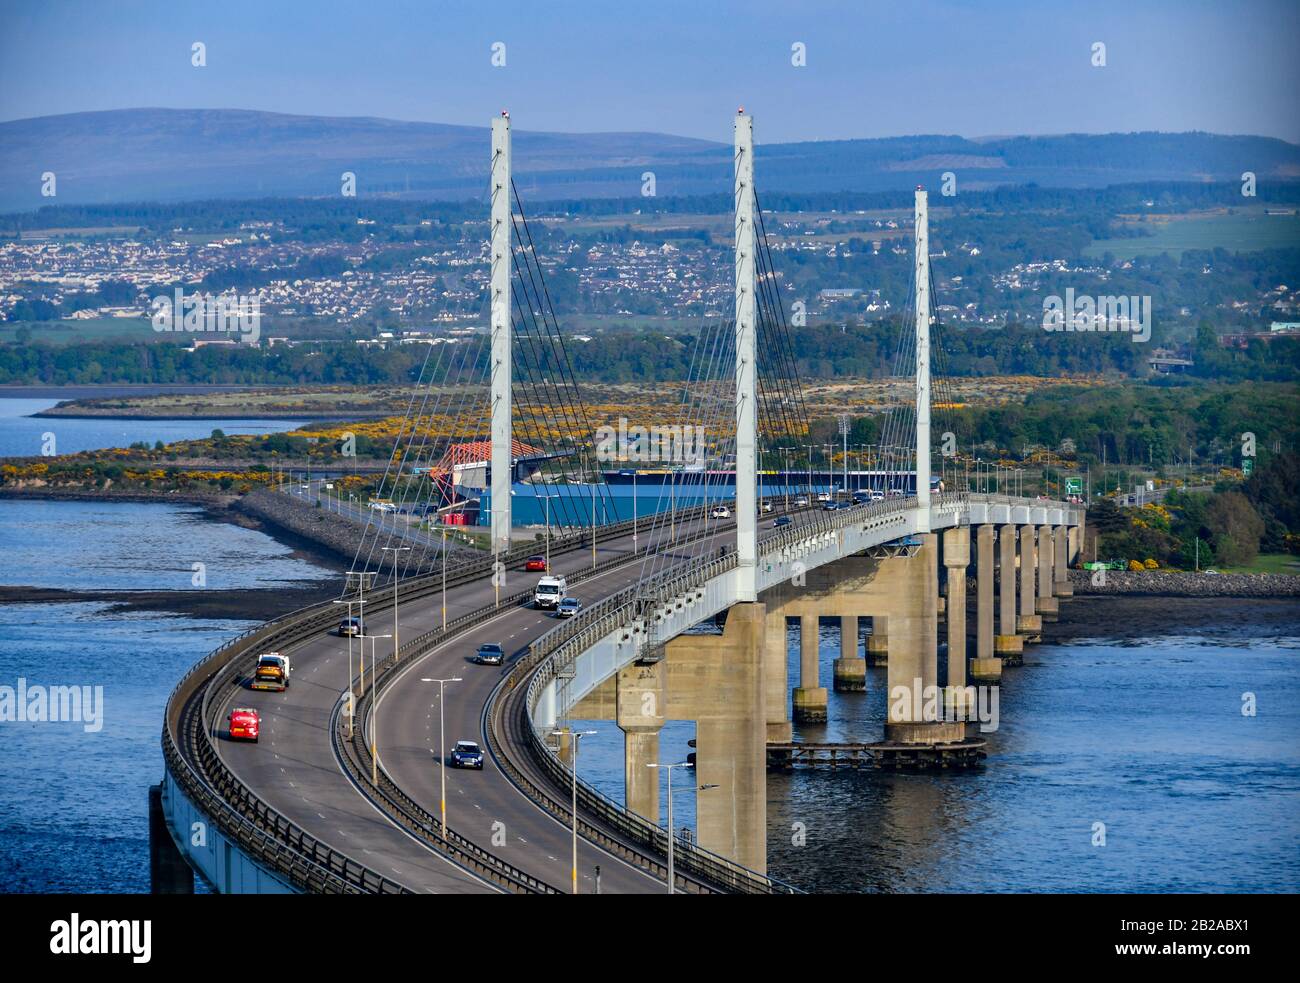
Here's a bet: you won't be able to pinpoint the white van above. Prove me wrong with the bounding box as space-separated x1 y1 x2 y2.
534 575 567 610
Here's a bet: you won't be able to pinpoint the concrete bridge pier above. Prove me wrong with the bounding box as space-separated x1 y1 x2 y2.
867 616 889 666
793 614 828 723
1037 525 1059 621
1017 524 1042 641
833 614 867 692
571 604 769 873
995 523 1024 665
942 527 974 716
616 661 665 823
971 523 1001 682
663 602 767 874
1053 526 1073 597
764 610 793 743
883 534 963 745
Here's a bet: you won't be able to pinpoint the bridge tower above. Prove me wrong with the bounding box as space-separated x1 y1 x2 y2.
490 111 513 556
734 109 757 601
914 186 932 529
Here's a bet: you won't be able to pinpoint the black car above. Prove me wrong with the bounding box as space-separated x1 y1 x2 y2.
338 617 364 637
476 642 505 665
773 515 792 527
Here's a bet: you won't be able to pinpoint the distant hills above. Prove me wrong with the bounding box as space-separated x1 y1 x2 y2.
1 108 1298 211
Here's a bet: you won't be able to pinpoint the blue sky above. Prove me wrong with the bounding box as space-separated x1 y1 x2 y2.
1 0 1296 143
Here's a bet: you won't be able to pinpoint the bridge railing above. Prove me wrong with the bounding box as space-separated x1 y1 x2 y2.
160 498 717 894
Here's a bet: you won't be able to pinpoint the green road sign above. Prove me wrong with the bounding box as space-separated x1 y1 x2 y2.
1242 458 1254 477
1066 477 1083 495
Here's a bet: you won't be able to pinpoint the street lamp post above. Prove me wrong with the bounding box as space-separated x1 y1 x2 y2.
380 547 411 667
332 598 356 739
647 761 718 894
552 728 596 894
539 493 559 571
422 676 462 839
359 632 391 785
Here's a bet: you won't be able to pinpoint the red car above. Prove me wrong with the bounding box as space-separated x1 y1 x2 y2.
228 707 260 742
524 555 547 572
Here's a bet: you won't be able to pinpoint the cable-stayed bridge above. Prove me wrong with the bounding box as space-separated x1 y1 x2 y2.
157 110 1083 895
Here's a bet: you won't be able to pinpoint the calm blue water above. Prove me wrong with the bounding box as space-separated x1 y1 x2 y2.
575 613 1300 893
0 397 307 457
0 499 333 893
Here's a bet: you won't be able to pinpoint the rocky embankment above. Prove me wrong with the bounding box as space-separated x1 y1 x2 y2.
231 489 481 570
1067 568 1300 597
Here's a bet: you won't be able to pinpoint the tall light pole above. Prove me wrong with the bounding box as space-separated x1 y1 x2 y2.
332 598 356 739
539 492 559 570
647 761 718 895
552 728 596 894
632 469 638 550
380 546 411 664
839 414 849 496
440 525 448 629
422 676 462 839
360 632 391 785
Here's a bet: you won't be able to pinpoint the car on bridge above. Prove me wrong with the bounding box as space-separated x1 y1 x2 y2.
338 617 364 637
250 652 291 692
475 642 505 666
760 500 773 513
227 707 260 742
525 554 547 572
794 495 809 507
710 505 732 518
869 490 885 502
450 740 484 769
773 515 792 528
556 596 581 618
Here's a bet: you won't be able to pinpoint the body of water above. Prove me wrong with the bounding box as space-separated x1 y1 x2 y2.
0 397 307 457
575 613 1300 893
0 499 333 892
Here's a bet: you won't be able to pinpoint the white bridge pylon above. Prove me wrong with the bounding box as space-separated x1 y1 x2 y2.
734 110 757 601
490 112 512 556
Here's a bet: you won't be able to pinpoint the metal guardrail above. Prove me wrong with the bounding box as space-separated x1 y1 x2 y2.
163 490 1073 894
160 499 725 894
495 490 1073 896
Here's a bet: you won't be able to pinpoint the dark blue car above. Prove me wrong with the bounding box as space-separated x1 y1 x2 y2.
450 740 484 769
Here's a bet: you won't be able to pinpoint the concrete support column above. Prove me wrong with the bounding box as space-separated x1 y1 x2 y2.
666 602 767 874
942 527 972 716
867 616 888 666
833 614 866 692
617 661 665 823
996 524 1024 660
1053 526 1073 597
1017 524 1042 639
885 534 963 743
1037 525 1059 621
793 614 827 723
971 524 1001 682
763 607 792 743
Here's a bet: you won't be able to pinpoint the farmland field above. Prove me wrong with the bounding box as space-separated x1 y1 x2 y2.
1085 209 1300 259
